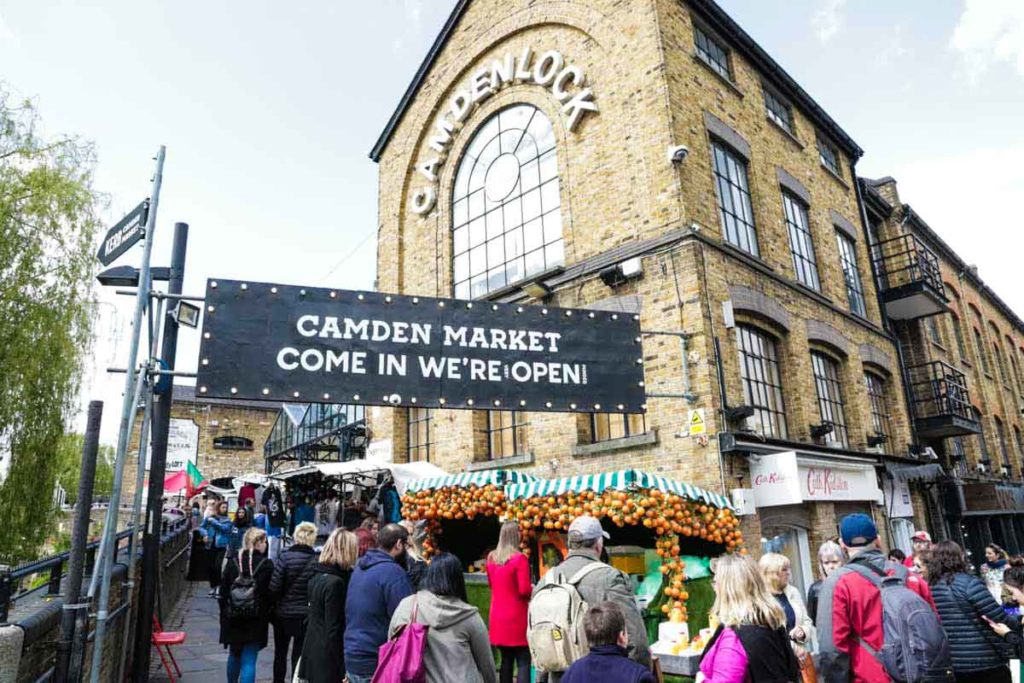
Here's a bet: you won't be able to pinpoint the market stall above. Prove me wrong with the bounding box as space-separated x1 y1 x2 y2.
402 467 743 665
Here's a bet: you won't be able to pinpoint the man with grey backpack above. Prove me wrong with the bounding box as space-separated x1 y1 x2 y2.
528 515 650 682
818 514 953 683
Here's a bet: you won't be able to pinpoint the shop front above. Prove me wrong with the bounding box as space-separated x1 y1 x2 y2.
748 450 883 596
882 462 944 554
960 482 1024 563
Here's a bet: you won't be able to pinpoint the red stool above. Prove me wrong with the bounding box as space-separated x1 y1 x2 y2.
151 616 187 682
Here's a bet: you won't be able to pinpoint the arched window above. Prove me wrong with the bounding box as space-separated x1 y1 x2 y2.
734 325 788 438
213 435 253 450
452 105 563 299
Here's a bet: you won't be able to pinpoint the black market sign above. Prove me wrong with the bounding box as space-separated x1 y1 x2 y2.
196 280 646 413
96 200 149 266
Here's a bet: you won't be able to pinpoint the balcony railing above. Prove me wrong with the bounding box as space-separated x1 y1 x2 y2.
873 234 949 319
907 360 980 438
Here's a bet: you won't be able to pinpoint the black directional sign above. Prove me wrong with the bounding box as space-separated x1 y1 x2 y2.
196 279 647 413
96 200 149 266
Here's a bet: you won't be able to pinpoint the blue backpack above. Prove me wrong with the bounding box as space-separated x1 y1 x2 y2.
840 563 954 683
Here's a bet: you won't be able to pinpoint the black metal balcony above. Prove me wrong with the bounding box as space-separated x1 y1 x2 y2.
907 361 980 438
873 234 949 320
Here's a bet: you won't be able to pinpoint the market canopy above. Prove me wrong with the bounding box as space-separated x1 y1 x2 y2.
405 469 540 493
270 458 448 494
505 469 734 510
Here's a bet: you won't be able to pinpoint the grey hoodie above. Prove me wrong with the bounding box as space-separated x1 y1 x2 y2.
388 590 497 683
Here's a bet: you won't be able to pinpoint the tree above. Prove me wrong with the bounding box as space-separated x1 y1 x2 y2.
0 86 103 564
53 433 115 505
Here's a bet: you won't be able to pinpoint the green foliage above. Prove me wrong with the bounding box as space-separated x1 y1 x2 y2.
54 433 115 504
0 86 103 564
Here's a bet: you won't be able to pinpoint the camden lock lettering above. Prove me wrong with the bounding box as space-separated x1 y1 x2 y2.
805 467 851 497
410 47 599 215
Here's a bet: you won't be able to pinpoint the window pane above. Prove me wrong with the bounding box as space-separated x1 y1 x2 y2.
836 231 866 317
784 193 820 290
735 326 788 438
811 352 848 448
451 106 564 298
712 142 758 257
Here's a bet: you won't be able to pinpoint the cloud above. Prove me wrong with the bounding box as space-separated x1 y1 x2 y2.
951 0 1024 81
392 0 427 53
0 10 17 46
893 144 1024 314
811 0 846 45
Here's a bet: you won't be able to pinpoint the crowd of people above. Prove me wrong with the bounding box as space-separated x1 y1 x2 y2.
196 494 1024 683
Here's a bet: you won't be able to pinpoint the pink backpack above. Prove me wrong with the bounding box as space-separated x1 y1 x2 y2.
372 598 428 683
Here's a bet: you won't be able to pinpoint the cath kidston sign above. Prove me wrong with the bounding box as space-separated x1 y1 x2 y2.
750 451 882 507
196 280 646 413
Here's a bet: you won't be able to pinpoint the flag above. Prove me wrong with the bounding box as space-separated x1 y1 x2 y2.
186 461 208 494
163 462 208 497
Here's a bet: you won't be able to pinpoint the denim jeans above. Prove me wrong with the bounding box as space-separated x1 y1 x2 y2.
346 672 373 683
227 642 260 683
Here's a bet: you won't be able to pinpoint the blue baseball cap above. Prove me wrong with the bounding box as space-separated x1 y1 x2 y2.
840 513 878 547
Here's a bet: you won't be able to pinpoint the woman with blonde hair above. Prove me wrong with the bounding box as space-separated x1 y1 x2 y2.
485 521 532 683
759 553 814 649
299 528 358 683
806 541 843 626
218 527 273 683
269 521 318 683
697 554 800 683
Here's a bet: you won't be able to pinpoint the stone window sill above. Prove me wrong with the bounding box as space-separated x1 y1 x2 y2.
466 452 534 471
766 116 804 150
821 163 850 190
692 53 744 98
572 430 658 458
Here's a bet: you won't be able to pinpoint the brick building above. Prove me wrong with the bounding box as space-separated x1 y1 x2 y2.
862 177 1024 562
362 0 948 595
124 384 278 499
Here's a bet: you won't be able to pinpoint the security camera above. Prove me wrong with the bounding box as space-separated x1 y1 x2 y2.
668 145 690 164
387 393 402 406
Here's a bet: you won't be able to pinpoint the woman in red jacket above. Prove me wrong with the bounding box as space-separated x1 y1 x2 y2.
486 521 533 683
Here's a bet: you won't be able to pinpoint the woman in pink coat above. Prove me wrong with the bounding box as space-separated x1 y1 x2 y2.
697 554 800 683
486 521 533 683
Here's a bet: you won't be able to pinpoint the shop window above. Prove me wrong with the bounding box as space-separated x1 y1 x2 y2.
864 372 891 441
488 410 528 460
891 518 914 556
693 25 732 80
763 88 794 135
590 413 646 443
735 325 788 438
760 525 812 597
711 141 759 257
407 407 434 463
836 231 866 317
817 135 841 177
783 192 820 291
811 351 849 448
452 105 562 299
213 435 253 450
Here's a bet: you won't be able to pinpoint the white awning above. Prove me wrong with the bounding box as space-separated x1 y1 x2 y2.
269 459 448 494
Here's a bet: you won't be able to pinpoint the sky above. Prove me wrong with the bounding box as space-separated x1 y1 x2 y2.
0 0 1021 446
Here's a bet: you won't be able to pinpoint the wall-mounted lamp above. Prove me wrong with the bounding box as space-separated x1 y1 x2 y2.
522 280 552 300
810 422 835 440
867 434 887 448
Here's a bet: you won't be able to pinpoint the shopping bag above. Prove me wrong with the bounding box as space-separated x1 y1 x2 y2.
797 647 818 683
371 599 428 683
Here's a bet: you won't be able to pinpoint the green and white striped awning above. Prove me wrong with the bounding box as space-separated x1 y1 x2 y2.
405 469 540 493
505 469 733 510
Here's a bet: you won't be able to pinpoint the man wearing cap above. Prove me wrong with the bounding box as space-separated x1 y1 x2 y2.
532 515 651 680
817 514 937 683
904 530 933 570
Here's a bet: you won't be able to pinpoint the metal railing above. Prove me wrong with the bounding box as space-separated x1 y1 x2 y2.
0 516 189 622
906 360 974 423
873 234 945 298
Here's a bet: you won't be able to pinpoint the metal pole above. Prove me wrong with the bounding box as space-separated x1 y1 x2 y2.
132 222 188 683
90 145 165 683
54 401 103 683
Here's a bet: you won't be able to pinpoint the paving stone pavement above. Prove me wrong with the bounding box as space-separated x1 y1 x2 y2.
150 582 277 683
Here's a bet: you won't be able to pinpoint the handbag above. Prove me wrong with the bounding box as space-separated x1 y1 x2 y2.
797 647 818 683
371 598 428 683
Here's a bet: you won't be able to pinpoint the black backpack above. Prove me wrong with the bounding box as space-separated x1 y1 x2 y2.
227 551 266 619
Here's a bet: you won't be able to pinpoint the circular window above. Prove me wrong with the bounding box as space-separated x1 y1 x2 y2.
452 105 564 300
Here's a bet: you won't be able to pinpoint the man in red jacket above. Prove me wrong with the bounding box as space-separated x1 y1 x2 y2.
904 530 933 570
817 514 938 683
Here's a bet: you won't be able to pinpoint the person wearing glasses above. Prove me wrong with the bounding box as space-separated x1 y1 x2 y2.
343 523 414 683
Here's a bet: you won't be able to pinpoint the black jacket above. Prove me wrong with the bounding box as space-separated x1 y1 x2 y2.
299 563 352 683
218 549 274 648
929 572 1015 673
269 544 317 620
806 580 823 626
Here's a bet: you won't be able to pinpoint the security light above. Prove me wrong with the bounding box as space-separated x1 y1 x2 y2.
522 280 552 300
725 405 756 423
867 434 887 448
171 301 201 328
96 265 170 287
810 422 835 440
